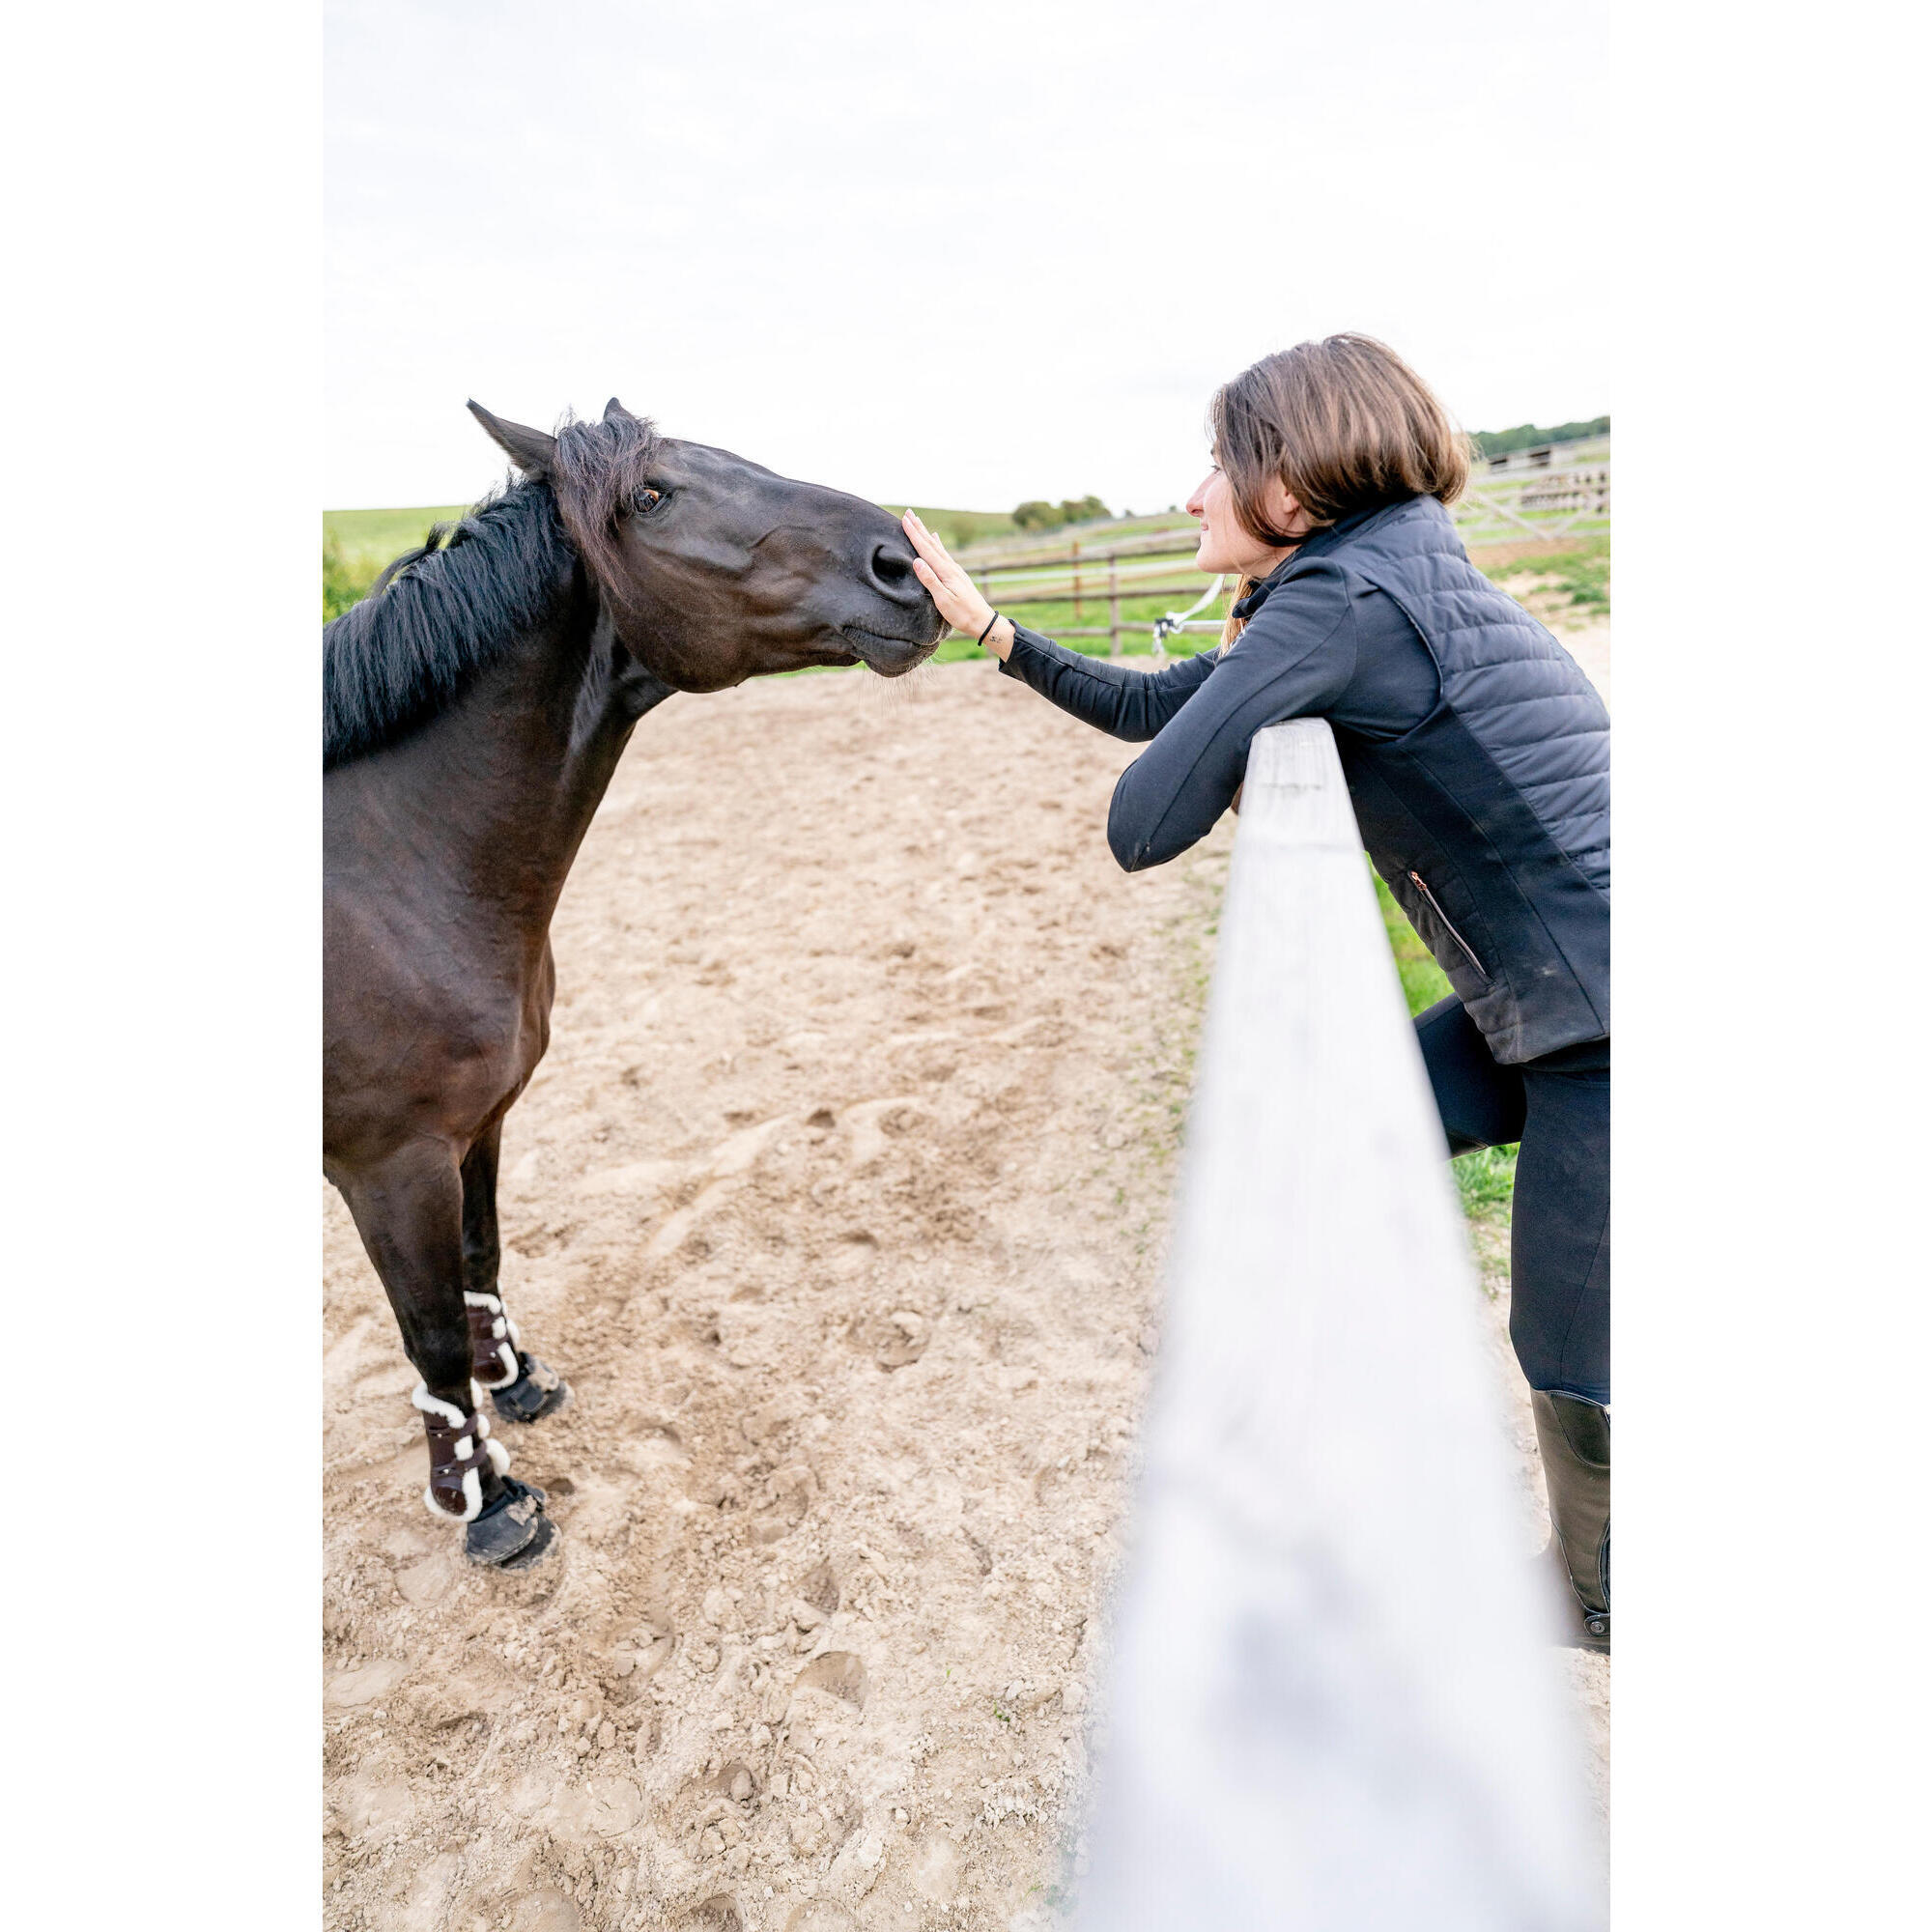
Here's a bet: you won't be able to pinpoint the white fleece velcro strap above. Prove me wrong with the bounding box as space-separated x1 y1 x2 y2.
423 1467 483 1523
412 1382 469 1430
464 1292 503 1313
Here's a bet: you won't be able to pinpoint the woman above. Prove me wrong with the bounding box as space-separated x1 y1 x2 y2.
902 334 1610 1651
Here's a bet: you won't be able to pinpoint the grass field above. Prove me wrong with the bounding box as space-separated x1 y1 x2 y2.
326 503 472 578
879 503 1017 550
325 504 473 620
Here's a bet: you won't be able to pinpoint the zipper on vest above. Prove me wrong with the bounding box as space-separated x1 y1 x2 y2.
1407 870 1489 978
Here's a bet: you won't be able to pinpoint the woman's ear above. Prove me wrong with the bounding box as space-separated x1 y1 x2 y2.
467 401 558 476
1263 475 1310 542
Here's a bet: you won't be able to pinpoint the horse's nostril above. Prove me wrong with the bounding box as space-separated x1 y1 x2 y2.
869 543 917 591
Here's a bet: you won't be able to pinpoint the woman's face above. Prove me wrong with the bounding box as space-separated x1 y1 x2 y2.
1186 462 1308 579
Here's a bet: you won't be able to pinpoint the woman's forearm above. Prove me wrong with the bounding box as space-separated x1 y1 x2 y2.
999 626 1217 742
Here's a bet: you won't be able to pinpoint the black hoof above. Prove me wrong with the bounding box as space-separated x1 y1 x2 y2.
498 1513 558 1570
492 1352 571 1424
465 1476 553 1567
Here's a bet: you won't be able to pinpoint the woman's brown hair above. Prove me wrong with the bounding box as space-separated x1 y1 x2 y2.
1211 332 1471 650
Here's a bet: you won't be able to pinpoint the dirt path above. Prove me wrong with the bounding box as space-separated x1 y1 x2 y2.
324 637 1608 1932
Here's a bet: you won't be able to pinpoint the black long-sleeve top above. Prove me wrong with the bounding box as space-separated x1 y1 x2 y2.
997 519 1441 871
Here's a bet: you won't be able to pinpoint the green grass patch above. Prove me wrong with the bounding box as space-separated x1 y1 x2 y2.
326 503 471 576
323 503 473 618
1481 533 1610 618
1453 1143 1520 1217
880 503 1017 550
1374 865 1519 1225
957 511 1194 559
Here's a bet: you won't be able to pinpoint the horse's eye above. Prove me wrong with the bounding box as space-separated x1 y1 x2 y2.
633 487 665 514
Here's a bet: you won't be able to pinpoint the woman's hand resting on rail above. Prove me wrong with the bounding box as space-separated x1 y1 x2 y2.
902 512 1016 661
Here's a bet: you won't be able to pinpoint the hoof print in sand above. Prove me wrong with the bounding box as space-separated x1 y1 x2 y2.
911 1833 966 1905
839 1097 927 1169
677 1894 744 1932
785 1903 858 1932
831 1229 879 1278
796 1557 840 1614
872 1309 931 1370
791 1650 867 1711
507 1889 582 1932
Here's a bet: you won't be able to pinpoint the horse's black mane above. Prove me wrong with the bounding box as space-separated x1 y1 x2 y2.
324 410 663 770
323 482 573 770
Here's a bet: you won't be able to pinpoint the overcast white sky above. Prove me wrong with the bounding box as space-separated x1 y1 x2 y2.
326 0 1607 513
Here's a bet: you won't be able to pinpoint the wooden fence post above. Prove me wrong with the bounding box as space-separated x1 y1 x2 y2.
1073 539 1083 620
1072 719 1602 1931
1108 555 1121 659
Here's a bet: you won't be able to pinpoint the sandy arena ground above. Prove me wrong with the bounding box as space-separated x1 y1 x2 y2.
324 635 1610 1932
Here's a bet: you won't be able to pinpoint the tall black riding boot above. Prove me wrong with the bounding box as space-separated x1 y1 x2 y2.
1531 1390 1610 1653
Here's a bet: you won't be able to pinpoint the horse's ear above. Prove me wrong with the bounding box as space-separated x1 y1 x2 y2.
467 401 558 476
603 396 632 422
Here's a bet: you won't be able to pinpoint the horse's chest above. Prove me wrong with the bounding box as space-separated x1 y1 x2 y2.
324 895 554 1148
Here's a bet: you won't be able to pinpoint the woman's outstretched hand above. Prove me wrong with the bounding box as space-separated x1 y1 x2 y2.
902 511 1015 660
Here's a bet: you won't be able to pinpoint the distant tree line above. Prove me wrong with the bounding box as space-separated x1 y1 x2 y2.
1011 495 1112 531
1468 415 1609 458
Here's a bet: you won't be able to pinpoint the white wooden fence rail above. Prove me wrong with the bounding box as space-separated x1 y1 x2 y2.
1073 721 1602 1931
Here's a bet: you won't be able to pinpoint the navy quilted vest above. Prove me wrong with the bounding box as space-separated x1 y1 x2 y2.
1274 496 1610 1063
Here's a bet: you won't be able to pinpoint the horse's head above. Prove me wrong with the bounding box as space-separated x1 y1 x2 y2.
469 399 946 692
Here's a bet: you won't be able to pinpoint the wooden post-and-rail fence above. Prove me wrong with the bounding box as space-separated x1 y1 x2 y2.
956 531 1230 659
1071 720 1603 1930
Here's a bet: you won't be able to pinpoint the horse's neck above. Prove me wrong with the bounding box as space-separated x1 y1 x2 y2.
378 604 672 937
536 609 676 893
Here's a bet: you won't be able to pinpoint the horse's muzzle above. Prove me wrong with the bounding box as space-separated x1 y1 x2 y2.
839 625 939 677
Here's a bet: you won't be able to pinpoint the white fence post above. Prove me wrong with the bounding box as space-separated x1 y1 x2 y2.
1074 721 1602 1931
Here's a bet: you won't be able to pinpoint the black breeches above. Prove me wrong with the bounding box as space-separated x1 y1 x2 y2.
1413 996 1609 1405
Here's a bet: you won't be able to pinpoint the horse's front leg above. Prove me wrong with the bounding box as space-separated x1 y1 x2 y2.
462 1120 571 1424
340 1138 554 1567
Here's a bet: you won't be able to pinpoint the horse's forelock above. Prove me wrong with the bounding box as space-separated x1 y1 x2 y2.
548 412 664 607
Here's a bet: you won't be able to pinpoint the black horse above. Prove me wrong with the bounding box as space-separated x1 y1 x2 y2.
324 399 944 1565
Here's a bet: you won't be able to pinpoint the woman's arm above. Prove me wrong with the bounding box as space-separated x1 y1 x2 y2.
1107 566 1357 871
999 625 1217 741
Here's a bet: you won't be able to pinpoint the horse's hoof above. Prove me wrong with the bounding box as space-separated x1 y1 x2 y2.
465 1476 552 1567
492 1352 571 1424
497 1513 557 1570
